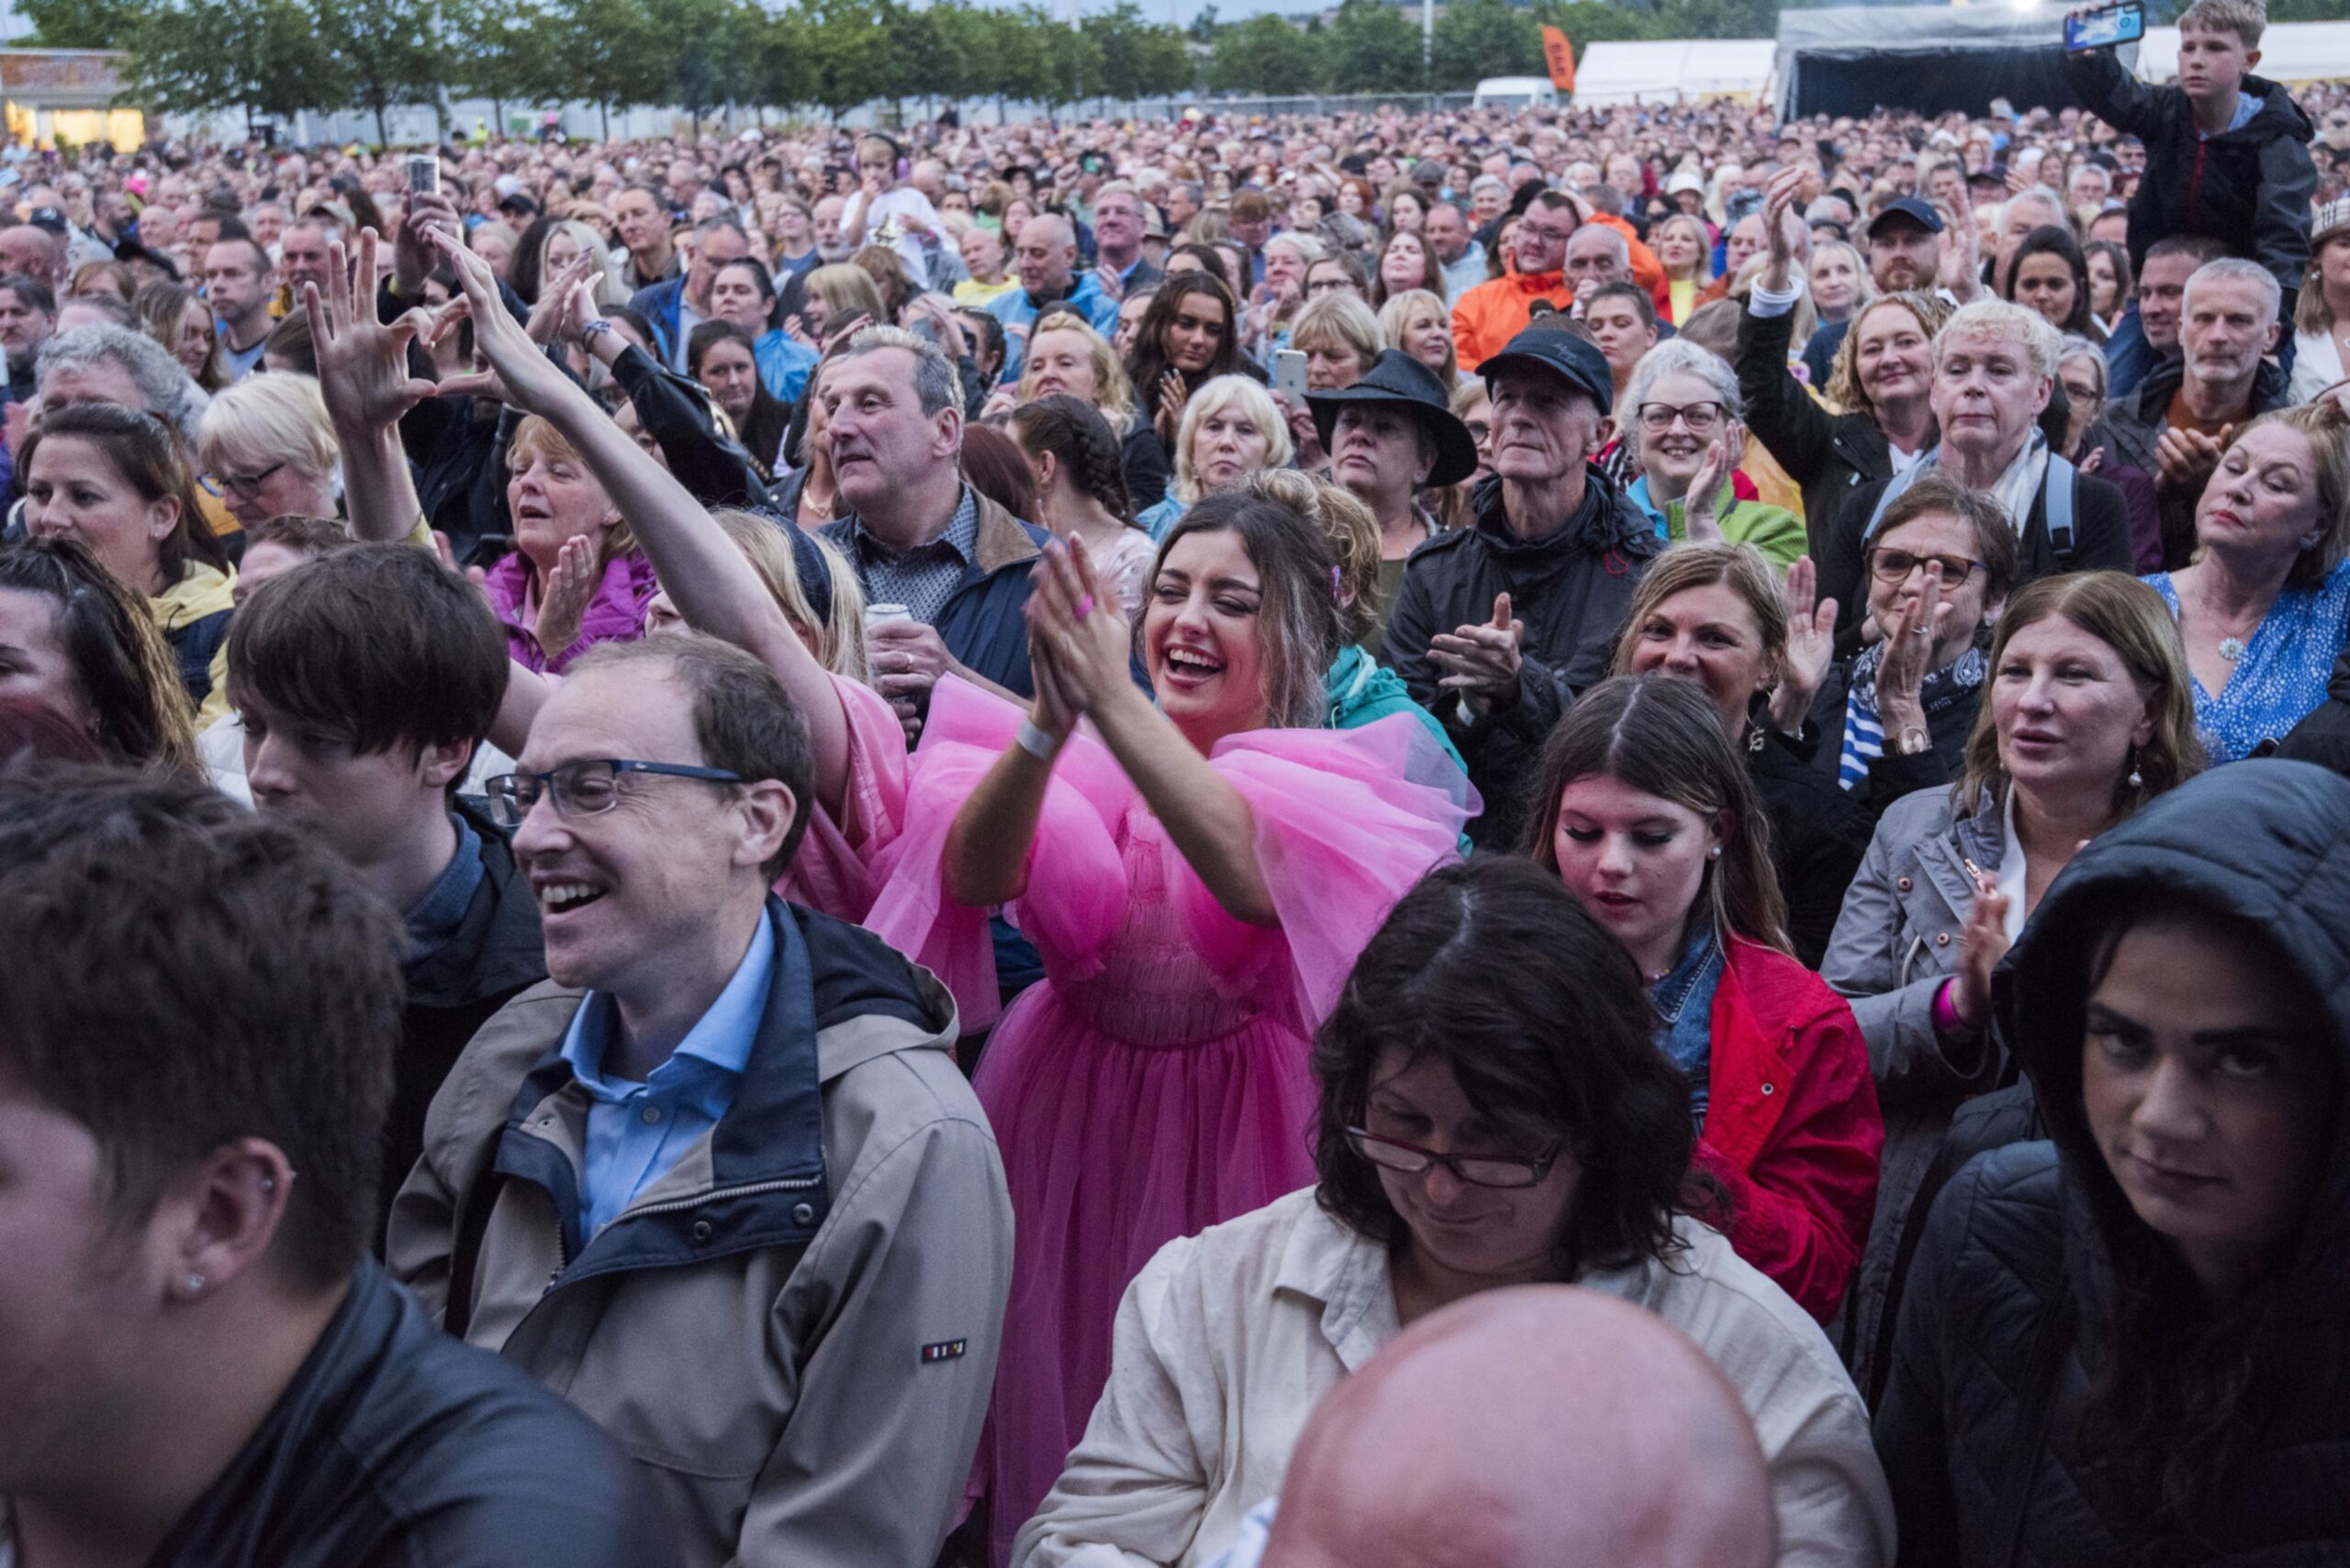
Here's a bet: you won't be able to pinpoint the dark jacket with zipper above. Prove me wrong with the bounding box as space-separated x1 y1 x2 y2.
387 895 1013 1568
0 1254 681 1568
386 796 545 1249
1746 722 1876 969
1738 297 1897 549
824 487 1048 703
1874 761 2350 1566
2062 47 2318 313
1385 466 1659 848
2099 355 2294 571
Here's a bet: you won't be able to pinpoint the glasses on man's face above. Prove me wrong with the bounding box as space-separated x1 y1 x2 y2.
484 758 744 829
1345 1127 1564 1190
1869 547 1984 586
199 461 285 499
1636 400 1726 435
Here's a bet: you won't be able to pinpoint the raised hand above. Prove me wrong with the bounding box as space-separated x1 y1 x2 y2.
1949 858 2012 1031
1873 561 1948 743
1025 535 1133 717
426 228 576 415
302 228 440 439
534 534 599 657
1761 166 1804 290
1428 592 1524 715
1767 556 1839 734
526 252 599 346
393 188 463 296
1680 419 1746 542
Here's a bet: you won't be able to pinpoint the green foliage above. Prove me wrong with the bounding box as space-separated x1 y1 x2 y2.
1324 0 1424 94
1205 12 1324 95
1431 0 1541 85
18 0 144 49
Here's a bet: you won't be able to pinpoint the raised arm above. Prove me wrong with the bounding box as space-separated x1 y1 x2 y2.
304 230 439 543
431 233 853 816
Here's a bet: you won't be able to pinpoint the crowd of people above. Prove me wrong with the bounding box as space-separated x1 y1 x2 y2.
4 1 2350 1563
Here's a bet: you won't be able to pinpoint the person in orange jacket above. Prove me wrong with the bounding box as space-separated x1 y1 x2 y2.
1452 190 1580 373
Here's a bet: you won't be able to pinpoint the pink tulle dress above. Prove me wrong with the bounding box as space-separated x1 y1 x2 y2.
773 671 910 924
865 678 1475 1563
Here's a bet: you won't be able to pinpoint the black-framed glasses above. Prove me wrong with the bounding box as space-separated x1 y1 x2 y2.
1868 547 1985 586
199 461 285 499
1636 400 1726 434
1344 1127 1564 1190
484 758 744 828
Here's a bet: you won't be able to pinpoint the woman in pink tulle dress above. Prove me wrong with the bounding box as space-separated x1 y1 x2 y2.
866 489 1473 1562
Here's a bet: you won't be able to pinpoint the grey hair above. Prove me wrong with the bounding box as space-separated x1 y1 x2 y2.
1933 297 2064 380
36 324 209 448
1572 225 1630 263
2183 256 2282 326
839 323 964 420
1621 340 1743 467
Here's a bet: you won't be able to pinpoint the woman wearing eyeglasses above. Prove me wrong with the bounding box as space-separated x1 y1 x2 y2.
1821 571 2202 1404
1623 342 1806 569
1015 857 1893 1568
194 368 341 530
1771 476 2018 819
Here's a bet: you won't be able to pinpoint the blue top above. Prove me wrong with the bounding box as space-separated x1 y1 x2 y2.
1136 494 1184 542
2144 558 2350 764
985 274 1121 383
404 812 485 962
1651 923 1724 1133
754 330 818 406
557 913 776 1238
1324 642 1467 777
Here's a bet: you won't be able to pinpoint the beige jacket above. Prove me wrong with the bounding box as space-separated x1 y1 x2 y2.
387 901 1013 1568
1015 1188 1895 1568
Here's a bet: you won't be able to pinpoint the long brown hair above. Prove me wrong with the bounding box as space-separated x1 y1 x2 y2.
1524 674 1791 955
1955 573 2205 820
0 535 201 778
1151 489 1340 731
19 403 229 588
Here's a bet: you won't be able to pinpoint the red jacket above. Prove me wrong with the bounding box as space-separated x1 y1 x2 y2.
1695 937 1883 1324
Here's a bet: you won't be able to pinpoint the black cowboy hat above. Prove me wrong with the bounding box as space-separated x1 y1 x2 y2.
1307 349 1480 488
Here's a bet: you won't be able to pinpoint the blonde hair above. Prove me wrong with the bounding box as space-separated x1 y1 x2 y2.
541 218 627 308
1825 292 1954 420
1289 292 1382 370
2177 0 2265 47
1376 289 1459 386
1020 310 1135 427
1172 374 1292 505
801 263 887 325
708 510 868 683
1248 468 1381 644
196 373 337 485
1652 213 1715 286
510 415 635 563
1934 297 2065 380
1607 542 1790 696
2221 401 2350 589
1956 572 2204 819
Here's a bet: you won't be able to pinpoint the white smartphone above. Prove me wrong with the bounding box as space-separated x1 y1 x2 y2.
1273 348 1308 400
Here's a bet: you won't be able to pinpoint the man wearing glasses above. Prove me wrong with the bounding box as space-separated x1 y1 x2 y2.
1451 189 1581 373
388 635 1014 1568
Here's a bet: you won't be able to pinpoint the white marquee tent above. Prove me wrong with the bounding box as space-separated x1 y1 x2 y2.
1571 39 1778 106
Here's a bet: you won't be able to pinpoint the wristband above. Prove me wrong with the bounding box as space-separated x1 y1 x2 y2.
1015 718 1064 762
1932 978 1975 1037
579 318 615 340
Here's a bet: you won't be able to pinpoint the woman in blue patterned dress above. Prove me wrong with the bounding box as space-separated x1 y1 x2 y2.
2143 403 2350 763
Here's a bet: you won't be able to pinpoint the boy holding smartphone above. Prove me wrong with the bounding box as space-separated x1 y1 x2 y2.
2062 0 2316 392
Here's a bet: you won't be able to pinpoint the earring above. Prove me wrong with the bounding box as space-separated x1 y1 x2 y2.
1707 846 1723 861
183 1272 206 1295
2126 746 2143 790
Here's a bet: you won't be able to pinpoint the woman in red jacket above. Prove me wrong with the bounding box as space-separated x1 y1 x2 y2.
1525 673 1883 1321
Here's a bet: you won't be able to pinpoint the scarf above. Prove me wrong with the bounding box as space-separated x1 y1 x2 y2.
1863 430 2052 544
1838 642 1989 790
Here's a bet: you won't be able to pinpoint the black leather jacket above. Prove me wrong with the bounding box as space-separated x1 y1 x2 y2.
125 1257 681 1568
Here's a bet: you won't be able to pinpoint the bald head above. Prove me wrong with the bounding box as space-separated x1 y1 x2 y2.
1565 224 1632 295
0 225 62 287
1013 213 1078 297
1263 1288 1774 1568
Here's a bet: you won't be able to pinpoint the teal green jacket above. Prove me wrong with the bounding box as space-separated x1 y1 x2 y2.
1325 644 1467 778
1628 476 1808 568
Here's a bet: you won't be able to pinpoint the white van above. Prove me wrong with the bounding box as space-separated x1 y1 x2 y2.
1472 75 1560 110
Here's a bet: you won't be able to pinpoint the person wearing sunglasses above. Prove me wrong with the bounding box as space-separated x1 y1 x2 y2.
1016 858 1892 1568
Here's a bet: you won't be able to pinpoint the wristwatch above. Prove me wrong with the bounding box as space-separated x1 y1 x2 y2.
1891 724 1931 756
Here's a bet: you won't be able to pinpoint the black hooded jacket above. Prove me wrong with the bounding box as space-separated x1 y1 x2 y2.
1384 465 1659 848
1874 761 2350 1566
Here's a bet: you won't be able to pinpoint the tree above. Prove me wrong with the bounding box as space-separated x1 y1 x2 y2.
1080 4 1190 103
800 0 890 121
1322 0 1423 94
552 0 667 137
446 0 567 132
122 0 332 129
17 0 143 49
1430 0 1539 88
1204 13 1322 96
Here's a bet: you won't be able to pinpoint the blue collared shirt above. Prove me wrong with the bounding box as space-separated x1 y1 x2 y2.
404 812 485 962
557 913 776 1239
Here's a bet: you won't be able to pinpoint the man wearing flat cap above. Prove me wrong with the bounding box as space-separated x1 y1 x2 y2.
1383 327 1658 848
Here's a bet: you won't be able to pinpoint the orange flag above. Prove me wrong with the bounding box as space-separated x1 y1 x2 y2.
1541 26 1576 93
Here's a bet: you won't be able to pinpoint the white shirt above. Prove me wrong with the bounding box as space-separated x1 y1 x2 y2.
1998 787 2031 946
1013 1188 1895 1568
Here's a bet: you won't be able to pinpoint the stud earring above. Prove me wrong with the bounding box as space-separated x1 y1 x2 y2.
184 1272 207 1295
1707 846 1723 860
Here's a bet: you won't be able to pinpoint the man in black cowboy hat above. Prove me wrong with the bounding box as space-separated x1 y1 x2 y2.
1382 328 1660 849
1308 349 1480 663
